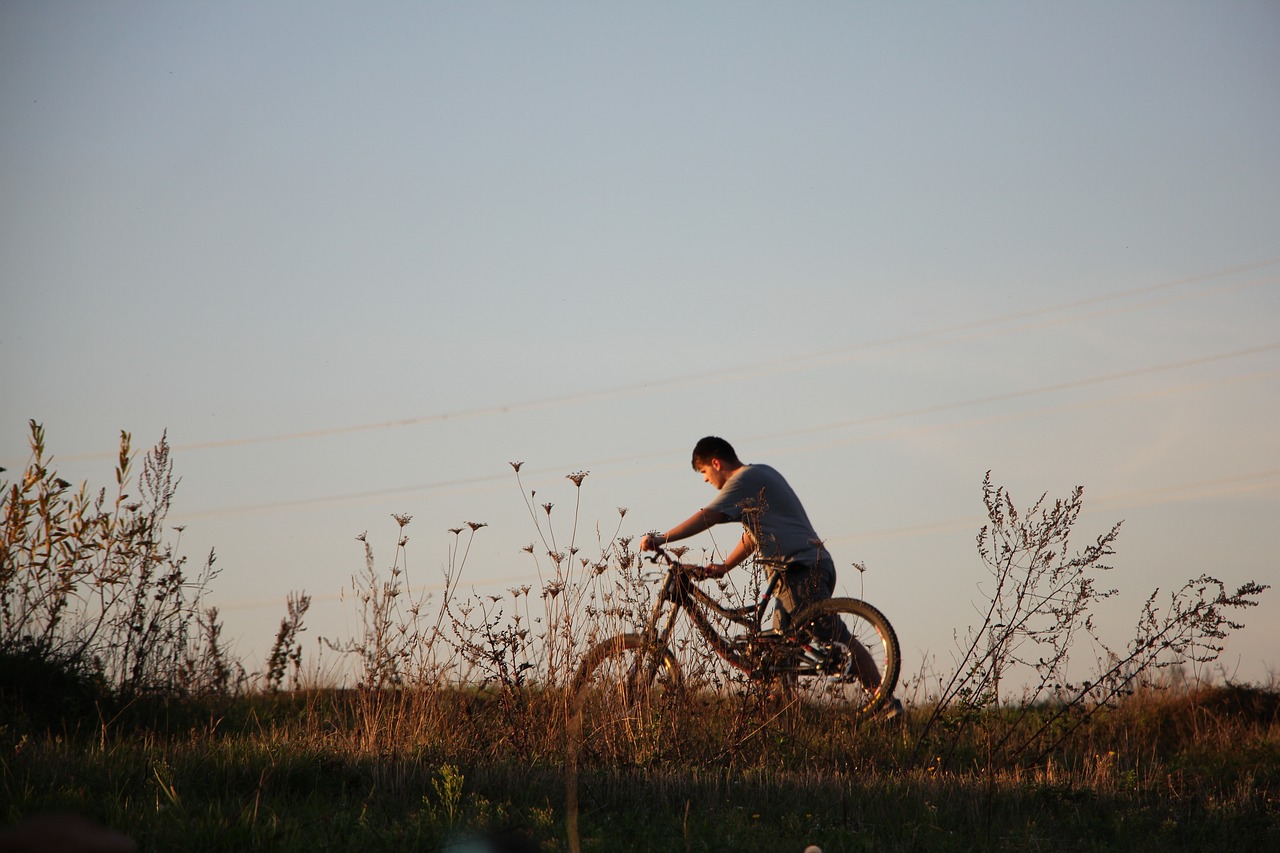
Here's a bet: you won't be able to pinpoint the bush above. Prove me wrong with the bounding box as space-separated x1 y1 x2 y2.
1 421 241 706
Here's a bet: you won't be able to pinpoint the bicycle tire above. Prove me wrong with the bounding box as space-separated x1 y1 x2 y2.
567 634 682 760
784 597 901 721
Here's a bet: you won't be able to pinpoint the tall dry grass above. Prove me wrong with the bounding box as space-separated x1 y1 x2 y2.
3 424 1276 849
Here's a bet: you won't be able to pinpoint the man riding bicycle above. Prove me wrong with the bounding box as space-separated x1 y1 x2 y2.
638 436 841 634
635 437 901 715
638 437 897 710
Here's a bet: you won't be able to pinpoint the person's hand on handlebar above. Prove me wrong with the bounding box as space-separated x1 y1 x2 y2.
637 531 730 579
686 562 730 581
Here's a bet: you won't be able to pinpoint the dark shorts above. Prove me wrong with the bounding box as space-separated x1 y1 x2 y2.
772 559 837 631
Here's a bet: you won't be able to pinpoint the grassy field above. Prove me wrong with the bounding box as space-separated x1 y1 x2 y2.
3 682 1277 851
3 430 1276 850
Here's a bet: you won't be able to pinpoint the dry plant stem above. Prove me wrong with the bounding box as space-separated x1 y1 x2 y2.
2 421 242 697
914 472 1267 772
914 475 1120 762
511 464 550 600
1021 574 1267 762
265 592 311 692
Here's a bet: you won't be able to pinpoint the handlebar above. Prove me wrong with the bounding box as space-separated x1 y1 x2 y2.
643 546 712 581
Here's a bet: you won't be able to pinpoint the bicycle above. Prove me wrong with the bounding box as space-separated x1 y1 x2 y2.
568 546 901 723
563 547 901 852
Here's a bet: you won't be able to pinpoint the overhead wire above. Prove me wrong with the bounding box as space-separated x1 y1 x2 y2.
170 347 1280 520
216 463 1280 613
48 256 1280 463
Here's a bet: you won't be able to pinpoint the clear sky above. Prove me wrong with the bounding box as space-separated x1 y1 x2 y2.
3 1 1278 690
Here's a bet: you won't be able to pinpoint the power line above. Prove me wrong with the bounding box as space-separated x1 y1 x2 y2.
215 468 1280 612
759 341 1280 443
170 345 1280 520
51 256 1280 462
824 468 1280 547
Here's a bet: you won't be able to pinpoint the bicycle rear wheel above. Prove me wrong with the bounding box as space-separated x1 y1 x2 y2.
785 597 900 720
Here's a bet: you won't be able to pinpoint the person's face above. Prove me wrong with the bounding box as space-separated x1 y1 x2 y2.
697 459 729 490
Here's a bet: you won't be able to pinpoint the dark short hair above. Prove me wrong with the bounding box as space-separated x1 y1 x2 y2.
691 436 740 470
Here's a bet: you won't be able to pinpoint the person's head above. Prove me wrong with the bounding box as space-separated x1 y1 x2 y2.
691 436 741 489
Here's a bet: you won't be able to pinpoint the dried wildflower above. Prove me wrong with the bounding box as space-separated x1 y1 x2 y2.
669 546 690 558
448 527 464 535
510 461 524 472
392 513 413 528
617 507 628 518
521 543 535 554
542 502 553 515
399 537 409 547
466 521 487 531
852 561 867 574
566 470 588 487
548 550 565 565
543 581 564 598
356 531 367 542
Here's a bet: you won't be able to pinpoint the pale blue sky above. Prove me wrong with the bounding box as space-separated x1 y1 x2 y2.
3 1 1278 687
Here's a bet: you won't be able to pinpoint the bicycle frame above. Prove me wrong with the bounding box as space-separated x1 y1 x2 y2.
637 549 787 678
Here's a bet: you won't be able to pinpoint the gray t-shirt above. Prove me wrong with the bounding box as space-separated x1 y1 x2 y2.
703 463 831 568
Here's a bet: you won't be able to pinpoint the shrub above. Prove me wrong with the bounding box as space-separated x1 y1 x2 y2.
1 421 240 702
915 472 1269 770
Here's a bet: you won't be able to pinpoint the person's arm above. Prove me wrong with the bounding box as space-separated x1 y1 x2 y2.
639 508 731 553
702 530 756 578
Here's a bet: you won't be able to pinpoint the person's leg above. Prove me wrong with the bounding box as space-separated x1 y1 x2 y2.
777 563 881 689
772 562 836 631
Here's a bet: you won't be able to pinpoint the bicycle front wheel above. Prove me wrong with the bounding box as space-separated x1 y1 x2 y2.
568 633 683 762
785 597 901 721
